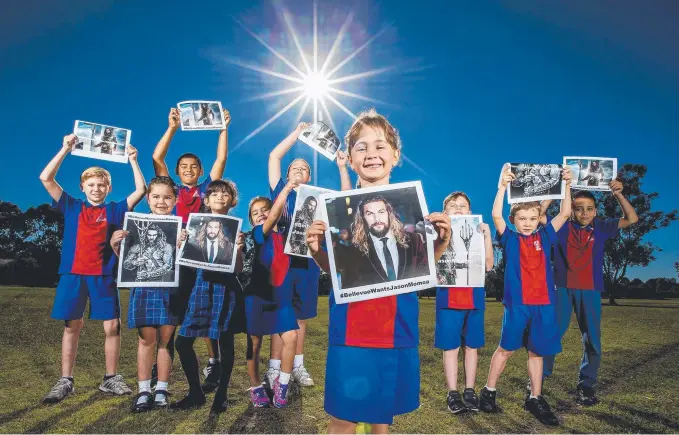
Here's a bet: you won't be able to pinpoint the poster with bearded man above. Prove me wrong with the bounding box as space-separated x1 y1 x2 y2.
117 212 182 287
177 213 242 273
284 184 333 258
319 181 437 304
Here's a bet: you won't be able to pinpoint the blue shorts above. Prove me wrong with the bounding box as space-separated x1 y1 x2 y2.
51 274 120 321
325 346 420 425
499 304 561 356
244 295 299 337
287 266 320 320
434 308 485 350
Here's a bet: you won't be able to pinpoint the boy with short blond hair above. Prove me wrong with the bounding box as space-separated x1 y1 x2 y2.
479 165 571 426
40 134 146 403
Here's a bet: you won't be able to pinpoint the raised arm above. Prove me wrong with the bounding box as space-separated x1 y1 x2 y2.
263 179 297 235
234 231 245 274
610 180 639 229
538 199 553 226
548 167 572 232
268 122 309 189
210 109 231 180
479 223 494 271
152 108 180 177
39 134 76 202
306 220 331 273
493 166 514 236
336 150 352 191
126 145 147 209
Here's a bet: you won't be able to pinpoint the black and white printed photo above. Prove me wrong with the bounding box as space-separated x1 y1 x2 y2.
437 215 486 287
505 163 565 203
320 181 437 304
564 156 617 191
177 101 225 131
72 120 131 163
284 184 332 257
177 213 242 273
298 121 341 161
117 213 182 287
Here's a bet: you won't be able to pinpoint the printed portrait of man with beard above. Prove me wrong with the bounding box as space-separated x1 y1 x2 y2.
334 194 430 289
183 218 234 266
123 224 175 282
288 195 318 255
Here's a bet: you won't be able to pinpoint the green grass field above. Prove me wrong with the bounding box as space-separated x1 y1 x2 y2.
1 287 678 433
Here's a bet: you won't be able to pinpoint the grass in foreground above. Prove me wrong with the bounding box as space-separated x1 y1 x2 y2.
0 287 678 433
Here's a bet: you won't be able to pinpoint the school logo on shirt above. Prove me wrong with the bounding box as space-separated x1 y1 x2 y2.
534 240 542 251
193 190 199 198
95 214 107 223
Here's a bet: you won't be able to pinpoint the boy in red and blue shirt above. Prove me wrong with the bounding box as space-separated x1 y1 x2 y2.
40 134 146 403
539 180 638 406
478 165 572 426
151 107 231 387
435 192 494 414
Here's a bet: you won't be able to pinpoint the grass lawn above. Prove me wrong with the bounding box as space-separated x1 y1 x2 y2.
1 287 678 433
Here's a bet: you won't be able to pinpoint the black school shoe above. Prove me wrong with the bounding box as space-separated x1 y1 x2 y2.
210 396 228 414
170 393 206 410
446 391 467 414
576 385 599 406
524 395 559 426
479 387 500 413
131 392 154 413
463 388 480 412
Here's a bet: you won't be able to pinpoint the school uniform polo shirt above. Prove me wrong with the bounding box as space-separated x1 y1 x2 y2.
174 176 212 224
553 217 619 291
54 192 128 276
496 225 559 306
436 287 486 310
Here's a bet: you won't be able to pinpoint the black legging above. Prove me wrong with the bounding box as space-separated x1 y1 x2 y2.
175 332 235 401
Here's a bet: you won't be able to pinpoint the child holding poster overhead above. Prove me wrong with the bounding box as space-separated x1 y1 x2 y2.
435 192 494 414
305 109 451 433
266 122 321 388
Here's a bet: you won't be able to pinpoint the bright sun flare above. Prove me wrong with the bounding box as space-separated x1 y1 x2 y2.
303 72 329 99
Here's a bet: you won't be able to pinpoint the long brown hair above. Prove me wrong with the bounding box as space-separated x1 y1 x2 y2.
351 195 409 256
196 218 228 250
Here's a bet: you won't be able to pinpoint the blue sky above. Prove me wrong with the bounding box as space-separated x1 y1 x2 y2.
0 0 677 280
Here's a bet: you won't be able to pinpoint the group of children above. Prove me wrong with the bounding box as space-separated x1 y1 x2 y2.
39 106 637 432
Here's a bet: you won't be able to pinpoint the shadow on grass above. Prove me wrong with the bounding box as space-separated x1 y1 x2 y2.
21 390 102 433
0 403 43 426
609 401 679 431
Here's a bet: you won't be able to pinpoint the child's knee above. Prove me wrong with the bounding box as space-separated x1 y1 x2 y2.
65 318 84 333
103 319 120 336
281 330 298 346
495 347 514 359
527 350 543 359
464 346 479 354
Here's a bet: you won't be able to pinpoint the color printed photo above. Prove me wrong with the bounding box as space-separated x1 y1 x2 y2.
564 156 617 191
177 101 225 131
72 120 131 163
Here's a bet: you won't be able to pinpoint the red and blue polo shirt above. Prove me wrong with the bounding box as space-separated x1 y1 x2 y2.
328 291 419 349
436 287 486 311
174 176 212 224
53 192 128 276
496 225 559 306
553 217 619 291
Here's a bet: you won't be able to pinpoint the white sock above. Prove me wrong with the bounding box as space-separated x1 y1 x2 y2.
138 380 152 393
485 385 496 392
529 395 538 400
279 372 291 385
293 354 304 368
156 381 169 392
268 359 281 370
209 357 220 365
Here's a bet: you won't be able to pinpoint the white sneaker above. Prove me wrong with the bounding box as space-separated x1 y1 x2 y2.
292 365 314 386
265 367 280 390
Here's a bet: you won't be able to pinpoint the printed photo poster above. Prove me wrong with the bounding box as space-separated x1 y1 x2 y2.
284 184 333 258
72 120 131 163
298 121 341 161
437 215 485 287
504 163 565 204
319 181 437 304
117 213 182 288
564 156 617 191
177 101 225 131
177 213 242 273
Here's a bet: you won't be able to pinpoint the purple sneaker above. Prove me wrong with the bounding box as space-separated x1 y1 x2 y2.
249 386 270 408
273 378 289 408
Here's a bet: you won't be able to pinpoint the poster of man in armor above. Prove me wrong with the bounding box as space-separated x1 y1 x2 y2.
436 215 486 287
177 213 242 273
72 120 131 163
117 213 182 287
505 163 565 203
298 121 341 161
177 100 225 131
284 184 333 257
564 156 617 191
